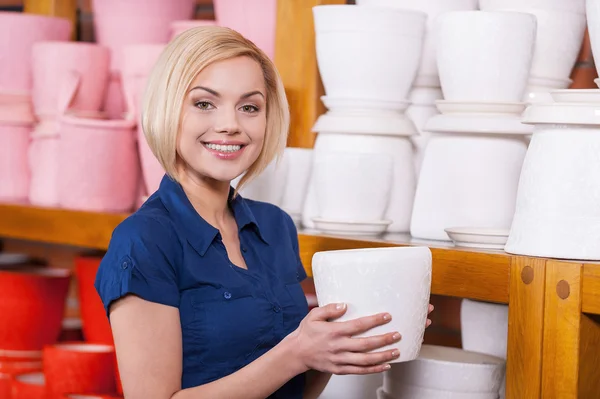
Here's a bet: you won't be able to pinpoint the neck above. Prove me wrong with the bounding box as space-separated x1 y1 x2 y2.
177 166 232 228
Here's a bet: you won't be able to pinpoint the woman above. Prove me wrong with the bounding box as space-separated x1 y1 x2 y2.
95 26 432 399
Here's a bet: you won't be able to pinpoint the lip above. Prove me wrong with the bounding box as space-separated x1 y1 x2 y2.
202 140 247 145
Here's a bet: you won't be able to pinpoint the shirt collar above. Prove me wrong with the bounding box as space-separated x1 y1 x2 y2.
158 175 269 256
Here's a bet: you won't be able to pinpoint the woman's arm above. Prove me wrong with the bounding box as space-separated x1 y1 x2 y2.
111 296 399 399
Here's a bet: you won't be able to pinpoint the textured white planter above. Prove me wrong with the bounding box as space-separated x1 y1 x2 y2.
481 0 586 99
411 133 527 241
302 132 416 232
356 0 478 88
505 100 600 260
385 345 505 394
313 247 432 362
233 157 289 206
461 299 508 360
381 384 499 399
437 11 536 103
314 151 393 223
313 5 426 103
318 373 382 399
407 87 443 177
588 0 600 86
280 148 313 223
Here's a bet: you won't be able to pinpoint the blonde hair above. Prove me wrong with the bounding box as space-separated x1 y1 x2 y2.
141 26 289 192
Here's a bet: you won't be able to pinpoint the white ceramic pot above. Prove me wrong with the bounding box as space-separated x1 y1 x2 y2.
460 299 509 360
411 133 527 241
505 100 600 260
233 157 289 206
318 373 382 399
381 384 499 399
280 148 313 223
356 0 478 88
313 151 393 223
312 246 432 362
385 345 505 394
302 133 416 232
482 0 586 15
587 0 600 86
437 11 536 103
481 1 586 97
313 5 426 104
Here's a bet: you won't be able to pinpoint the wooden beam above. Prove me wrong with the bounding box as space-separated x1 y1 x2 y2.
274 0 345 149
23 0 77 39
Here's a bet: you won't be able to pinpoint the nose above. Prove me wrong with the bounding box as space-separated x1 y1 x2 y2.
214 106 241 135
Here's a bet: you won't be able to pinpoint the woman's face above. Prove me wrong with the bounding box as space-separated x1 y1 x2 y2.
177 56 267 184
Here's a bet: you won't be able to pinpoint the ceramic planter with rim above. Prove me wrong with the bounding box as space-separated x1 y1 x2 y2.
380 384 499 399
505 99 600 260
313 5 426 104
0 92 34 124
280 147 313 223
587 0 600 87
28 130 60 207
0 121 32 202
437 11 536 103
170 19 218 41
313 151 393 223
318 373 382 399
12 372 45 399
213 0 277 59
302 132 415 232
356 0 478 88
384 345 505 395
232 157 290 206
461 299 508 360
481 0 586 98
411 133 527 241
312 246 432 362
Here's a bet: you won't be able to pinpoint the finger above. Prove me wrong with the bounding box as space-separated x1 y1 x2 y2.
428 304 434 314
336 312 391 336
333 348 400 367
310 303 348 322
426 319 432 328
332 363 391 375
341 331 401 353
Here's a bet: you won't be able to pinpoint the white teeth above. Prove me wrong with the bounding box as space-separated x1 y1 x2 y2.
205 143 242 153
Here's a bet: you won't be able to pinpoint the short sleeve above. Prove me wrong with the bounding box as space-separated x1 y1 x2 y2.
283 212 308 282
94 215 181 317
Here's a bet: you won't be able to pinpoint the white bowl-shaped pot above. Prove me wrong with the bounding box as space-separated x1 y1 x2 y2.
302 133 416 232
505 104 600 259
481 1 586 94
318 373 382 399
587 0 600 85
461 299 508 360
233 157 290 206
385 344 505 394
314 151 393 222
381 384 500 399
281 147 313 220
437 11 536 103
356 0 478 88
313 5 426 103
411 133 527 241
482 0 586 15
313 246 432 362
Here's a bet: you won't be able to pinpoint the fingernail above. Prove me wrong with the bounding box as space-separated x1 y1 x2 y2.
430 304 435 311
383 364 391 370
392 333 401 341
426 319 432 327
383 313 391 321
336 303 346 310
391 350 399 358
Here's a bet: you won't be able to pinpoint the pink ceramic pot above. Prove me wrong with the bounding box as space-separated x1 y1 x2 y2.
57 116 138 212
32 42 110 118
0 92 35 124
28 125 59 207
0 121 32 202
0 12 72 93
213 0 278 59
170 19 218 40
121 45 167 195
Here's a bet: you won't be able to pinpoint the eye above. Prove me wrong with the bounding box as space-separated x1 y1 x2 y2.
195 101 214 110
240 104 259 113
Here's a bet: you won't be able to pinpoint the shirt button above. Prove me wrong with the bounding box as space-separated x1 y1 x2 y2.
122 261 128 270
273 305 281 313
242 247 247 253
223 292 232 300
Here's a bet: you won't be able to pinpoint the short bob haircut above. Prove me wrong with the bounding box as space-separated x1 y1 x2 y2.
141 26 290 192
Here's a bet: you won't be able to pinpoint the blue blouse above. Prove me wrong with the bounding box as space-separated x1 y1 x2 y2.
95 175 309 398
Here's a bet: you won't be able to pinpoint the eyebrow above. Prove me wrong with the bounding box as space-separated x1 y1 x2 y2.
190 86 265 100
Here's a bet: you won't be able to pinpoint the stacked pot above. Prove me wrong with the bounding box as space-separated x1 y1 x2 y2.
410 10 535 241
479 0 587 103
356 0 479 176
0 12 71 203
302 4 427 236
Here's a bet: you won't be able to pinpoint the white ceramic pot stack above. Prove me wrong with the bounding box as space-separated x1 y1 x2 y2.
588 0 600 87
302 5 427 235
355 0 478 176
410 11 535 242
318 373 382 399
504 89 600 260
382 345 505 399
480 0 587 103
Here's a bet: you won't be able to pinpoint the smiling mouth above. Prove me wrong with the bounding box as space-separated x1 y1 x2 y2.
202 142 245 153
